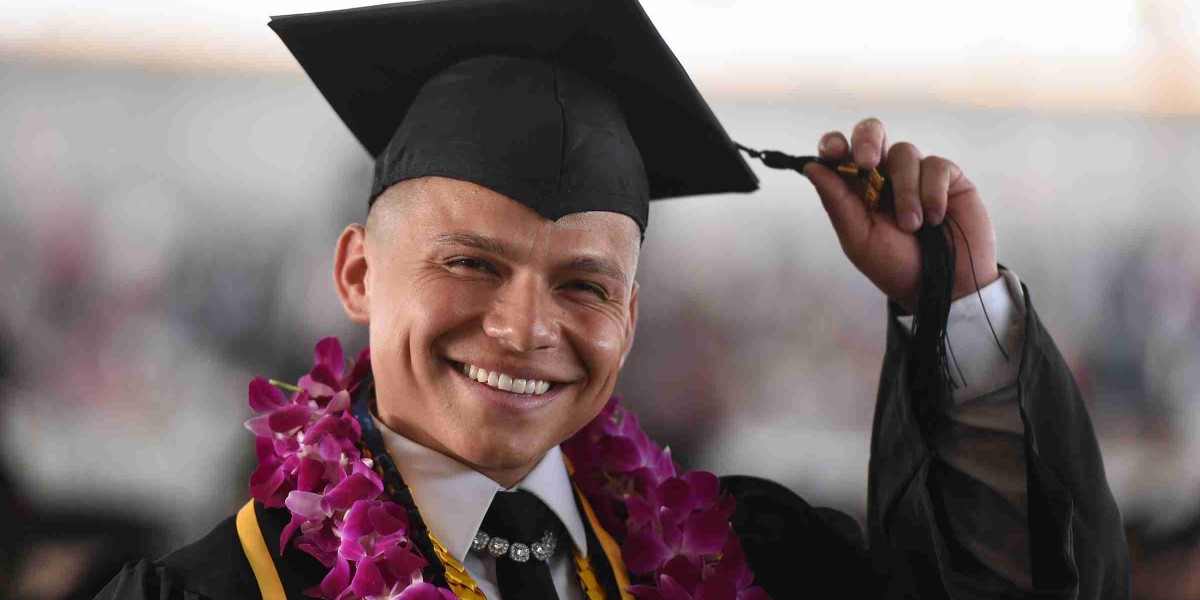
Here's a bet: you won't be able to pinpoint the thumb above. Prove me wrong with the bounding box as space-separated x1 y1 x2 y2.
803 162 871 256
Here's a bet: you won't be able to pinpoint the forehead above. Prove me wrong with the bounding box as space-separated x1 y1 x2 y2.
378 176 641 263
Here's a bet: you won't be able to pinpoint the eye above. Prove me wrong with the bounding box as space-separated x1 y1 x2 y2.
447 257 496 275
564 281 609 301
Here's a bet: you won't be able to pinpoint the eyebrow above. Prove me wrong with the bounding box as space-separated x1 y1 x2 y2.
430 231 512 256
430 230 631 287
567 257 630 288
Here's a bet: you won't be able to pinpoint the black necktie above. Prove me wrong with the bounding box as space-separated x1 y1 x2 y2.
481 489 561 600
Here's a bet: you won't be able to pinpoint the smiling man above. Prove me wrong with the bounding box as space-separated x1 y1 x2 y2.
97 0 1129 598
346 177 642 489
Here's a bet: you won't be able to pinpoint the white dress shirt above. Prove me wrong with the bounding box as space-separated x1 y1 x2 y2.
372 417 589 600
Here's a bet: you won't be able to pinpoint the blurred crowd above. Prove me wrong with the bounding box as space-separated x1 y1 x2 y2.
0 57 1197 598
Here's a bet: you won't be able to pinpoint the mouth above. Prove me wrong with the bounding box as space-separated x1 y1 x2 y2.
446 357 566 410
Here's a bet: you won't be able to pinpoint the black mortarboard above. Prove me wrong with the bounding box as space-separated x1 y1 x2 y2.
268 0 758 233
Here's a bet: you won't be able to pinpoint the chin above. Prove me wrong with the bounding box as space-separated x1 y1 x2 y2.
457 428 555 472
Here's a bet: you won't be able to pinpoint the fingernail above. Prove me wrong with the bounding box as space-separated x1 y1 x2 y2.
855 146 876 167
902 211 921 232
818 136 832 153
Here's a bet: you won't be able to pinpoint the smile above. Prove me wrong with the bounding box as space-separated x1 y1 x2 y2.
456 362 553 395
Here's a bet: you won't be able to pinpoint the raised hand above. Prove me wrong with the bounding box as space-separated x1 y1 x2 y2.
802 118 1000 312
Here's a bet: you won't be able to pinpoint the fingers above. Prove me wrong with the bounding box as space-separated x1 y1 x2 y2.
885 145 963 230
851 118 887 168
819 117 887 168
919 156 961 226
806 118 894 258
887 142 923 233
803 160 870 257
818 131 850 161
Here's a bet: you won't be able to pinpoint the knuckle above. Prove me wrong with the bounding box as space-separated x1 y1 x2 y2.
890 141 919 158
924 155 955 171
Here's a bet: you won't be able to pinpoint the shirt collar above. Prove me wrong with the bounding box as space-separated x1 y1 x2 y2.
371 415 589 562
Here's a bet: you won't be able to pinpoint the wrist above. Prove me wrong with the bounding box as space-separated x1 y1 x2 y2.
951 264 1001 303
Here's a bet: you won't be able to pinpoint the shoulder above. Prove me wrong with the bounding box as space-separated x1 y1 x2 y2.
158 514 260 596
721 474 865 548
720 475 879 597
95 514 260 600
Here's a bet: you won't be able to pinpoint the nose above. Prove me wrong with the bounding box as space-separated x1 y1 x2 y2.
482 275 560 353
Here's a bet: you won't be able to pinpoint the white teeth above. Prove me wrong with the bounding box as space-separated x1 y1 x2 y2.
460 363 552 395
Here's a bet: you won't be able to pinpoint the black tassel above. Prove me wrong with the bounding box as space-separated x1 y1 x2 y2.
737 143 962 439
908 221 955 438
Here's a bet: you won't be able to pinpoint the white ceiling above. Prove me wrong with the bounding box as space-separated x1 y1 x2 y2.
1 0 1197 112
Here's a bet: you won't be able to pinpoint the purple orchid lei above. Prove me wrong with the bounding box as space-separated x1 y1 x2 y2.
562 398 771 600
247 337 769 600
246 338 452 600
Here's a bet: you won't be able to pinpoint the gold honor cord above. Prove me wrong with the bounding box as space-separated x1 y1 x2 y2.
428 532 488 600
236 501 289 600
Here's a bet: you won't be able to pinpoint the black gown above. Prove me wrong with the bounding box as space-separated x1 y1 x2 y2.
96 286 1130 599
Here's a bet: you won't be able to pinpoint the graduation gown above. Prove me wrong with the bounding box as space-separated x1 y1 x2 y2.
96 285 1129 599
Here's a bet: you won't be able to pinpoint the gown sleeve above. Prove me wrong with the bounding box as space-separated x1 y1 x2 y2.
900 270 1033 587
93 560 210 600
868 282 1130 599
93 515 261 600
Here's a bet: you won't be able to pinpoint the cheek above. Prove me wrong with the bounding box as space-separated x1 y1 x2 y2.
571 313 628 380
371 277 486 357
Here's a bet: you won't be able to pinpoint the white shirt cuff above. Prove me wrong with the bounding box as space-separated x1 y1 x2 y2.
898 269 1026 404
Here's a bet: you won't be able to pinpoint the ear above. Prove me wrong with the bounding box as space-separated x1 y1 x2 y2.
618 281 639 369
333 224 370 324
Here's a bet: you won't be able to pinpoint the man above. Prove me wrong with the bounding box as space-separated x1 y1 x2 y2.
98 0 1129 598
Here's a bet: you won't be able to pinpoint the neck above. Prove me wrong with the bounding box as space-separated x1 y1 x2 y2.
373 404 540 489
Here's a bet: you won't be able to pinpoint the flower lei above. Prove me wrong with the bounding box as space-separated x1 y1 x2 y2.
247 337 769 600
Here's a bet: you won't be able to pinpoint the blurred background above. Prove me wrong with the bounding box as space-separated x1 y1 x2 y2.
1 0 1198 597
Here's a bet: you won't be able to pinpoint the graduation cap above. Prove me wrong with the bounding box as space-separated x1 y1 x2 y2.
268 0 759 233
